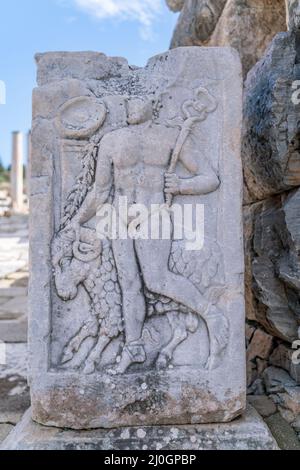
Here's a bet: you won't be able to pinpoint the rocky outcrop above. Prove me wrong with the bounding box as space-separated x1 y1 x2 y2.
168 0 227 47
250 194 300 342
166 0 286 77
166 0 185 12
243 30 300 424
243 32 300 203
243 29 300 350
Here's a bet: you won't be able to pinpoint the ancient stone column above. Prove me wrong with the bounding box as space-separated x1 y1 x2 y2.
11 131 24 213
26 130 31 202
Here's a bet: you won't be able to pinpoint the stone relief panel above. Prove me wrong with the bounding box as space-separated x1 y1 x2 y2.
51 86 227 376
30 48 244 429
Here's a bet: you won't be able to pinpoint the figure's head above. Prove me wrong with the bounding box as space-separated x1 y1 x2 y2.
126 98 153 125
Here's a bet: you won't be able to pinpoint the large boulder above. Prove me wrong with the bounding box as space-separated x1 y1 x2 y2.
245 191 300 342
166 0 185 12
243 31 300 203
166 0 286 77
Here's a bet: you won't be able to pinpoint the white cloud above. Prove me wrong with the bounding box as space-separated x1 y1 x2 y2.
73 0 163 40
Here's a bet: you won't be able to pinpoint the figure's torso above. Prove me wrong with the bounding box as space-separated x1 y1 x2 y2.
105 123 179 206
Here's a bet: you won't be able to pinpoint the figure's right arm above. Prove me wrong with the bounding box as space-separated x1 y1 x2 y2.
74 136 113 226
74 190 97 226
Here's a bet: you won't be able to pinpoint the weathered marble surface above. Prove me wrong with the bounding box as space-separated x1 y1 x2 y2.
30 47 244 429
243 31 300 203
166 0 286 77
1 407 278 450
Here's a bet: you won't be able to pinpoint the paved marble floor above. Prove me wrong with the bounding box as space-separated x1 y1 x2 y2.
0 214 30 443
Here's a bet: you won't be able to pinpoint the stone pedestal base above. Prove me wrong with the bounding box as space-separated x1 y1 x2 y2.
1 406 278 450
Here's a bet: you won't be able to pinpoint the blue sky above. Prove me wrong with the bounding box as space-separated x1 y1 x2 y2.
0 0 178 167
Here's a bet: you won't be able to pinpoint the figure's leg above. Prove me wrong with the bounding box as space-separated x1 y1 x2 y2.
112 239 147 373
136 239 209 314
136 239 229 369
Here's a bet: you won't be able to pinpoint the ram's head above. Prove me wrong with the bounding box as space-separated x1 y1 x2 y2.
52 225 101 301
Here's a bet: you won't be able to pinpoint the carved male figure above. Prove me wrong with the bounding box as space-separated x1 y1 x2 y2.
71 96 228 373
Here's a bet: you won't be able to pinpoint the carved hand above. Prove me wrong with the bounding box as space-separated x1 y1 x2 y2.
164 172 181 196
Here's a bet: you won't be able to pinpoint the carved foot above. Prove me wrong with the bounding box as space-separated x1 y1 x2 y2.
113 344 146 374
61 349 74 365
61 320 99 365
204 354 221 371
83 335 111 374
83 361 96 375
61 337 81 364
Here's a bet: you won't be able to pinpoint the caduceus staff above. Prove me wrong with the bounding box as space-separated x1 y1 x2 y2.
165 87 217 207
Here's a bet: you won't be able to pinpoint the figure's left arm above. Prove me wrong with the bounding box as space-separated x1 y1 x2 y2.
165 149 220 196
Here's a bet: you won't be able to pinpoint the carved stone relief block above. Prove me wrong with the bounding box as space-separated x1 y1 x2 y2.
29 47 245 429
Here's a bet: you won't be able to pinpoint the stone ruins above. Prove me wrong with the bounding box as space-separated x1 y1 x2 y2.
11 132 24 214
